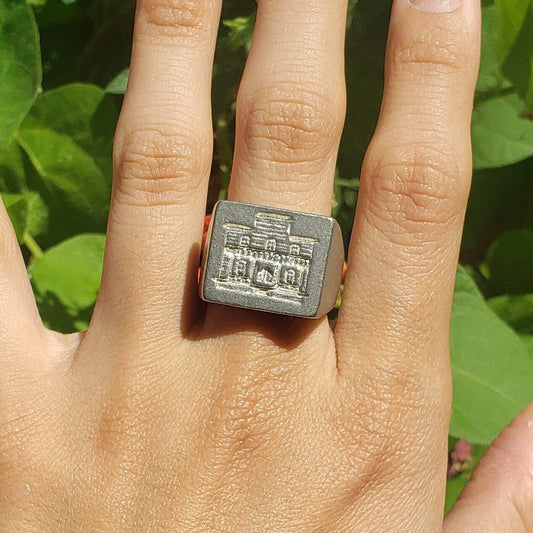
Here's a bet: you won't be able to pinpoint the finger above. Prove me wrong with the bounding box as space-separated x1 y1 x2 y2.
0 204 48 365
228 0 347 215
91 0 222 336
337 0 480 377
444 404 533 532
333 0 480 528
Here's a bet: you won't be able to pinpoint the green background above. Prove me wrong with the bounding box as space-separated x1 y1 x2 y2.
1 0 533 513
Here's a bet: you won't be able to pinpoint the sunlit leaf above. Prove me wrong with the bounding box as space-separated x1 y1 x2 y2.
472 92 533 168
0 0 41 145
450 267 533 445
30 234 105 332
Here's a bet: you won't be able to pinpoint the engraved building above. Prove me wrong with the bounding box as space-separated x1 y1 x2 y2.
216 212 318 302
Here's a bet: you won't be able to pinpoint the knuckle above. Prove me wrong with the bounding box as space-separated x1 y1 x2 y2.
140 0 213 38
239 84 344 167
364 143 469 241
392 26 472 78
114 126 211 207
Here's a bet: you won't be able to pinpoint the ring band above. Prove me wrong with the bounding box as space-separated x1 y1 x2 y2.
199 201 344 318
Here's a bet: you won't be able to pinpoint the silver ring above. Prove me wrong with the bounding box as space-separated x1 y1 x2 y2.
199 201 344 318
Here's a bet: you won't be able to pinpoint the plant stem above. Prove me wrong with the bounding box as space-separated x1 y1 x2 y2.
24 233 44 261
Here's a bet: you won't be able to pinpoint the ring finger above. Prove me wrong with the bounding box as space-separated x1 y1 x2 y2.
228 0 348 216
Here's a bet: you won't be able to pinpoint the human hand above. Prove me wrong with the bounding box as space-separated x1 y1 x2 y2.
2 0 532 531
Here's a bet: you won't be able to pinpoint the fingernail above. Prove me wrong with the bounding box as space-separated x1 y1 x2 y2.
408 0 462 13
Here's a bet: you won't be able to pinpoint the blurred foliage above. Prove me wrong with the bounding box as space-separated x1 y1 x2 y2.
1 0 533 514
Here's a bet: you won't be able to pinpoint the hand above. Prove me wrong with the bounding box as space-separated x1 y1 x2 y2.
2 0 532 531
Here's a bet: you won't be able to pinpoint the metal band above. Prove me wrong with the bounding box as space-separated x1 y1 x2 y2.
199 201 344 318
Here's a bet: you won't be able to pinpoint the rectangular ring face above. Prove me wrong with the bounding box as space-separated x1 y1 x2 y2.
201 201 335 317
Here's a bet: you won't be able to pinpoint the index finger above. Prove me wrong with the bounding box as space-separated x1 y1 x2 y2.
90 0 222 343
339 0 480 379
335 0 481 525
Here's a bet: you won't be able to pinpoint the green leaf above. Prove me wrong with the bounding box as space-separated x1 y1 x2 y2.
16 127 109 245
0 0 42 146
485 230 533 294
21 83 117 180
16 83 116 246
490 294 533 334
30 234 105 332
0 137 26 191
1 192 27 241
20 190 46 238
472 92 533 168
1 190 47 242
106 68 129 94
499 2 533 110
449 267 533 445
521 335 533 358
495 0 531 62
476 6 512 94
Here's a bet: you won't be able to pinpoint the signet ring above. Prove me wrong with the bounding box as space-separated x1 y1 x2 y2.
199 201 344 318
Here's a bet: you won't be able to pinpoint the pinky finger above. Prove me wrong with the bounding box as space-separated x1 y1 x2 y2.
444 404 533 532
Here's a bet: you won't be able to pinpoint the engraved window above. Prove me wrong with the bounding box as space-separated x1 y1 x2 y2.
240 236 250 247
290 244 300 255
266 239 276 252
283 268 297 286
233 259 248 277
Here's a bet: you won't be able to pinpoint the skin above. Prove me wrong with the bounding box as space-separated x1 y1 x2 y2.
1 0 532 531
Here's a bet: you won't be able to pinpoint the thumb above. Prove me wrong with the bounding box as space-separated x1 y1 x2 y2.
443 404 533 532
